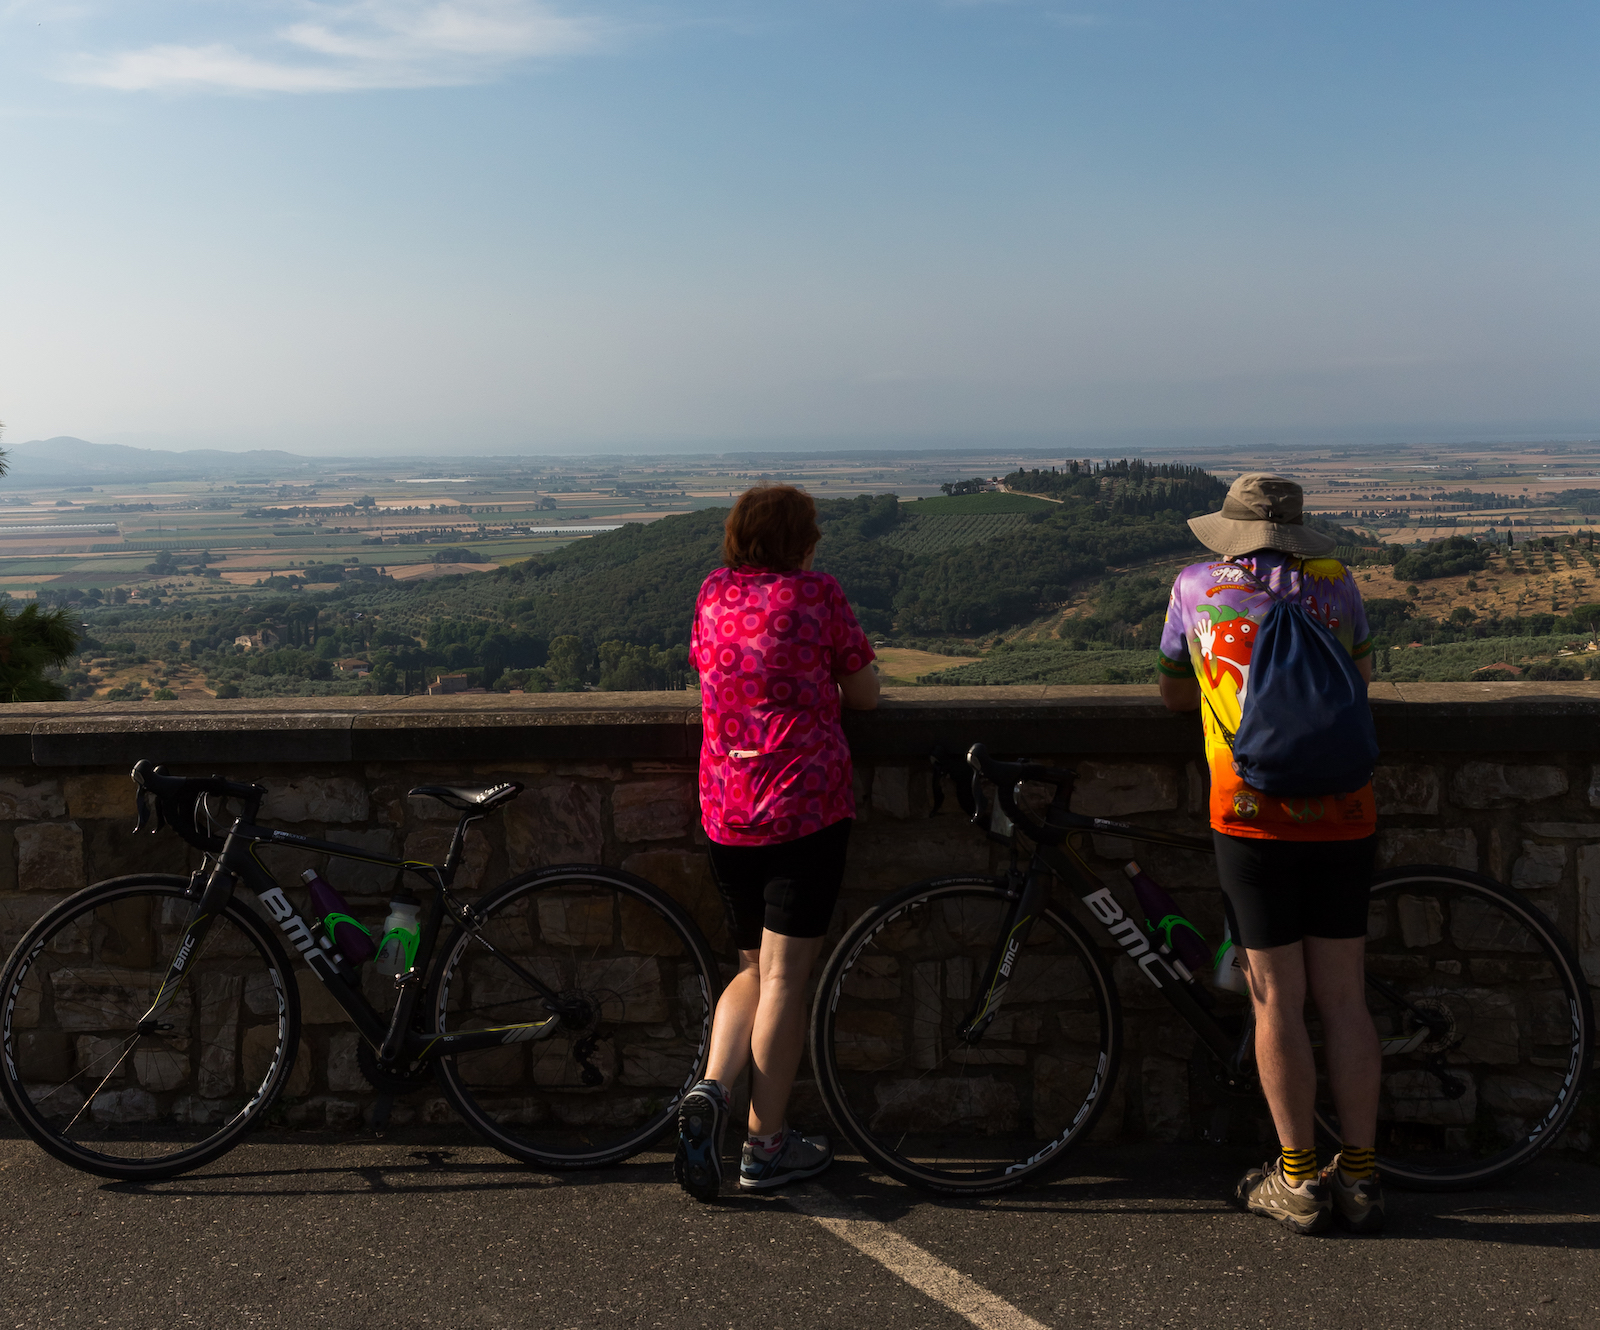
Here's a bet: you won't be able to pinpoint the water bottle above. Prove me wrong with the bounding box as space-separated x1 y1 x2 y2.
302 869 377 966
373 892 423 978
1213 921 1251 995
1123 861 1209 976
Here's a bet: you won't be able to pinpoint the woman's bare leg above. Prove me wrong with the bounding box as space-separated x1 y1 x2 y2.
747 930 825 1136
704 947 762 1088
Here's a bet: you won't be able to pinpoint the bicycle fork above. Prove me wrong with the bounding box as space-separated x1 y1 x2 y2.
959 865 1052 1041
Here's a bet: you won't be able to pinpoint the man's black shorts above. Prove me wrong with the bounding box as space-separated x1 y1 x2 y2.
1212 831 1376 950
705 819 852 949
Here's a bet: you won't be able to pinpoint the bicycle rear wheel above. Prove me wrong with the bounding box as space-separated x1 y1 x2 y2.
0 875 302 1180
812 875 1122 1195
430 865 720 1169
1315 863 1594 1190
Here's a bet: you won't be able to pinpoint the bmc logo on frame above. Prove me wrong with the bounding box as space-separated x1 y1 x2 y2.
1081 888 1166 988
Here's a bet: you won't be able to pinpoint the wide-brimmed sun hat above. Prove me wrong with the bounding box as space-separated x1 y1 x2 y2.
1188 473 1337 559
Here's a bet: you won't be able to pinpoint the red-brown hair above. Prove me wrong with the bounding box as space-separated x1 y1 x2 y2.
722 484 820 571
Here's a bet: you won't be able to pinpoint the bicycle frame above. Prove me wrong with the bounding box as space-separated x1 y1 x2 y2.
951 755 1451 1098
145 809 570 1074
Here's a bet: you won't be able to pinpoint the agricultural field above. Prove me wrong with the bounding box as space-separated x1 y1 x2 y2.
879 512 1034 553
874 646 982 684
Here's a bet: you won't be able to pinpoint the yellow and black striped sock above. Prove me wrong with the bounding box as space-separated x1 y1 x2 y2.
1338 1146 1376 1182
1281 1147 1318 1184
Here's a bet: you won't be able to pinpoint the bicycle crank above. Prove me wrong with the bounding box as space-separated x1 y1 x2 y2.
357 1040 435 1094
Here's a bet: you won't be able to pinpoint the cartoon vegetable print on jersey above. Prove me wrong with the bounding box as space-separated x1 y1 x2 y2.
1195 605 1257 698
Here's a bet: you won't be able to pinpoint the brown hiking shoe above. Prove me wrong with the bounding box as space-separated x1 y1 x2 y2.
1321 1154 1387 1235
1232 1157 1332 1235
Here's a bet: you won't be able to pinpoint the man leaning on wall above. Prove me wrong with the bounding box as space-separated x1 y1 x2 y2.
1157 474 1386 1236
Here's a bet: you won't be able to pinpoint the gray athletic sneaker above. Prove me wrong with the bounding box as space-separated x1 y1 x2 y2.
1233 1157 1332 1235
1321 1154 1386 1235
738 1129 834 1191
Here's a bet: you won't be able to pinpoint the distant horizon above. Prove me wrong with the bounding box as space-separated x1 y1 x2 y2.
9 424 1600 466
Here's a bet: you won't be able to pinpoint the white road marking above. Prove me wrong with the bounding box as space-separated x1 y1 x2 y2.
785 1186 1050 1330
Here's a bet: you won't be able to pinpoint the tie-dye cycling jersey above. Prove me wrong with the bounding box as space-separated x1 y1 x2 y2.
1157 552 1376 841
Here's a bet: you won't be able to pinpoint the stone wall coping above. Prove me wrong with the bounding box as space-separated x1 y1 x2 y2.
1 682 1598 767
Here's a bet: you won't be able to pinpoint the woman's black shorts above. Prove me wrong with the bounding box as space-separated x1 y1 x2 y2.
1213 831 1377 950
705 819 853 949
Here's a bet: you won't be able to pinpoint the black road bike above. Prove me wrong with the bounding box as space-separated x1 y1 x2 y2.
0 762 720 1180
810 744 1595 1196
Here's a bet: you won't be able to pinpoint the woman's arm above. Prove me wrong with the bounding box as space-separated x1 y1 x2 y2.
838 664 880 710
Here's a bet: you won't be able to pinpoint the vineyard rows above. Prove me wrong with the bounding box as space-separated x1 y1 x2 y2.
879 512 1032 554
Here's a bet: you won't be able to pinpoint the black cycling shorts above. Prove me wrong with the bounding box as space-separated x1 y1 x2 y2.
705 819 853 950
1212 831 1376 951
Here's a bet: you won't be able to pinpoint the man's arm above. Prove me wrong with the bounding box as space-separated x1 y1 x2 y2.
1356 656 1372 685
1160 674 1201 712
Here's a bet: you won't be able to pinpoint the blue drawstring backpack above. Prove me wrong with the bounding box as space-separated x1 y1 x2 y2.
1229 577 1379 797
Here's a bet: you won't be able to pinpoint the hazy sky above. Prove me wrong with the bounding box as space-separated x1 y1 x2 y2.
2 1 1596 455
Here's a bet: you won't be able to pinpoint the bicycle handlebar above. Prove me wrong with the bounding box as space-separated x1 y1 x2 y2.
131 759 266 853
966 743 1078 846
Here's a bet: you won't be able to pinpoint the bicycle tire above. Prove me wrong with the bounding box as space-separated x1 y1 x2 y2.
812 875 1122 1195
1315 863 1595 1191
0 874 302 1180
430 864 721 1169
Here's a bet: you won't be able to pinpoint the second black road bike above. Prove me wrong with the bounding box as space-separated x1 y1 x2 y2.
810 744 1595 1195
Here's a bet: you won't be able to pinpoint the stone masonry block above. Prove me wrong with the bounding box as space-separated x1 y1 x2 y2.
327 1031 366 1093
260 777 370 825
63 774 137 821
15 823 85 893
1071 763 1179 817
297 968 350 1025
1377 828 1477 872
504 781 603 868
1577 845 1600 986
0 894 65 957
1373 765 1440 816
871 767 932 820
1451 763 1567 809
1512 842 1567 891
1140 1055 1190 1143
404 824 491 887
0 779 66 821
621 847 726 952
612 778 697 843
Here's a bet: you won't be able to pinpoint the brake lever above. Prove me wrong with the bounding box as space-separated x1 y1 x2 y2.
134 789 151 834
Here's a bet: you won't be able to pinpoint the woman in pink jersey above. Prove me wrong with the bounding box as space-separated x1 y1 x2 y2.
674 484 879 1201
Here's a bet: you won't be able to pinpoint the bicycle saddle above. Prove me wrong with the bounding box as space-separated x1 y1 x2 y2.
408 782 524 814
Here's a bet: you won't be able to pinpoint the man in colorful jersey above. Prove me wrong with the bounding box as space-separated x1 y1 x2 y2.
1158 474 1384 1236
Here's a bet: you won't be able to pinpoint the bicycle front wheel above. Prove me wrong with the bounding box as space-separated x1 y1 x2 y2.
0 875 302 1180
812 876 1122 1195
1317 863 1595 1190
430 865 720 1169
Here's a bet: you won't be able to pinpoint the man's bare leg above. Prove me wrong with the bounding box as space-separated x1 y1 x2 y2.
1304 934 1379 1149
1244 942 1316 1150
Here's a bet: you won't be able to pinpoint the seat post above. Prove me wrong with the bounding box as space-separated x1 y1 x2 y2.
443 814 478 885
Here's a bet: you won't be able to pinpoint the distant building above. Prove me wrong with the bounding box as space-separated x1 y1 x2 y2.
335 658 371 676
233 630 280 652
428 674 471 695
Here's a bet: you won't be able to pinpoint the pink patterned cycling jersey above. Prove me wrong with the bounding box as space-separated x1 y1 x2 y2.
692 566 875 847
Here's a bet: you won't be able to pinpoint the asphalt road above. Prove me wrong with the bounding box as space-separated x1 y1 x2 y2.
1 1129 1596 1330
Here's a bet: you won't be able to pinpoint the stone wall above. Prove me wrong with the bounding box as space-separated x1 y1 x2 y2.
1 683 1598 1148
